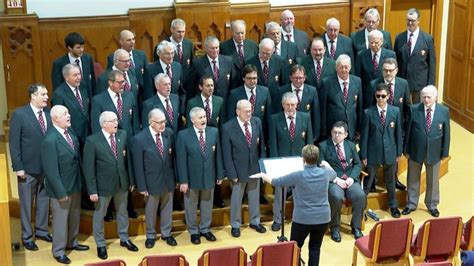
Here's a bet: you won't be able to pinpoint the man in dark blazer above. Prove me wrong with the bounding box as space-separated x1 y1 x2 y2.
266 21 299 67
99 49 139 99
51 32 96 97
142 73 181 134
51 64 90 152
107 30 148 91
360 84 403 218
132 108 177 248
394 8 436 104
322 18 354 64
41 105 89 264
320 54 363 140
298 38 336 92
190 36 236 104
186 75 224 128
279 65 321 141
220 19 259 87
355 30 396 110
9 84 52 251
176 107 224 245
222 100 267 237
144 41 184 104
269 93 313 231
280 9 310 56
350 8 392 57
403 85 450 218
319 121 366 242
83 111 138 260
245 38 289 113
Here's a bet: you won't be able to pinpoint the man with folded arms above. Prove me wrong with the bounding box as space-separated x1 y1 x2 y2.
41 105 89 264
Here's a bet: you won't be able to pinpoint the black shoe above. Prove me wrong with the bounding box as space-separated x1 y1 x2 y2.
214 198 225 208
35 233 53 243
395 180 407 190
352 228 363 239
200 232 217 241
402 207 414 215
249 223 267 233
66 244 89 251
260 195 269 204
104 212 114 222
161 236 177 246
54 255 71 264
128 209 138 219
428 208 440 217
271 222 281 232
390 208 401 218
330 230 341 243
145 239 155 249
231 228 240 238
23 241 38 251
190 234 201 245
120 240 139 252
97 247 108 260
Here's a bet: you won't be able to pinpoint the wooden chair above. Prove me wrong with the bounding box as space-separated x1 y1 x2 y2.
197 246 247 266
138 254 189 266
461 216 474 251
414 262 453 266
84 259 127 266
248 241 299 266
410 217 463 265
352 218 413 265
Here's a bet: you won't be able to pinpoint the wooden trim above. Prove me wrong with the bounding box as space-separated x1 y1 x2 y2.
0 154 13 266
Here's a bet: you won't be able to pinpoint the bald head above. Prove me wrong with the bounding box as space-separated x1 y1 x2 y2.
119 30 135 52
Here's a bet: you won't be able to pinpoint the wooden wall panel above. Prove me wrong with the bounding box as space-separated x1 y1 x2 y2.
230 2 271 42
350 0 384 31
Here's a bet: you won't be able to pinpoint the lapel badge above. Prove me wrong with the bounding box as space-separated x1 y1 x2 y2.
354 95 358 100
306 104 311 111
187 59 191 65
275 75 279 82
257 137 260 144
123 149 126 156
212 145 216 152
226 73 230 80
399 97 403 103
261 105 265 112
438 123 443 130
141 68 144 74
349 158 353 164
178 80 181 85
129 108 133 115
216 116 220 123
288 58 293 65
301 131 306 139
390 121 395 128
421 50 426 56
169 148 172 154
89 74 92 80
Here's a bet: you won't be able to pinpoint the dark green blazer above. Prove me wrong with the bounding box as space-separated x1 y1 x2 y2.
321 33 354 64
278 40 299 67
51 53 96 97
83 129 134 196
281 28 310 56
220 38 259 87
143 61 184 102
176 126 224 190
350 28 393 57
96 68 139 98
298 55 336 91
41 127 82 199
360 105 403 165
185 95 224 128
107 49 148 88
319 138 362 183
269 111 313 158
227 85 272 127
142 93 181 135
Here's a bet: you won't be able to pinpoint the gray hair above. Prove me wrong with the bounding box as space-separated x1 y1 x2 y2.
113 48 129 64
365 8 380 21
204 36 219 48
281 92 298 104
421 85 438 97
62 63 80 78
50 105 67 121
148 108 166 122
99 111 117 126
336 54 351 66
259 38 275 50
171 18 186 29
326 18 340 29
157 40 175 55
368 30 384 41
154 73 169 85
236 99 251 111
231 20 246 32
265 21 281 34
189 107 205 121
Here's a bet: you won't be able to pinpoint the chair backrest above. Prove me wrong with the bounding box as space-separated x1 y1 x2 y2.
197 246 247 266
414 261 453 266
368 218 413 261
461 216 474 251
249 241 300 266
412 217 463 262
93 62 105 80
84 259 127 266
138 254 189 266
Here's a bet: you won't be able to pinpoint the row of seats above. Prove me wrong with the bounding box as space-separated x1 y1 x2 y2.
352 216 474 265
84 241 300 266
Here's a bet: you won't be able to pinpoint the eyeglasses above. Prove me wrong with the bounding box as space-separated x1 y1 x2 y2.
406 19 418 23
244 77 258 80
113 80 126 85
383 68 397 73
151 119 166 125
118 59 130 63
104 118 118 123
375 94 387 99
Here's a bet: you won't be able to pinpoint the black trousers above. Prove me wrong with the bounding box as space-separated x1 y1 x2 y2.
290 221 328 266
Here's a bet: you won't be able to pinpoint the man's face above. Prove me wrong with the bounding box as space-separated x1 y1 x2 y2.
120 31 135 52
55 107 71 129
68 44 84 58
102 115 118 134
290 69 306 88
375 89 388 108
115 52 131 72
310 40 325 61
159 46 174 65
259 44 273 62
108 74 125 94
382 63 398 82
365 14 380 32
236 103 252 122
243 71 258 89
31 87 49 109
422 91 437 108
331 126 347 144
149 113 166 133
267 28 281 45
406 12 419 33
65 67 82 87
280 11 295 32
232 25 246 44
171 25 185 42
336 59 351 80
369 35 383 53
199 78 214 98
192 110 207 130
156 77 171 97
205 41 220 59
282 98 297 116
326 24 339 40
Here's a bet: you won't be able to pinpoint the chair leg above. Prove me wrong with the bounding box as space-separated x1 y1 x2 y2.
352 246 358 266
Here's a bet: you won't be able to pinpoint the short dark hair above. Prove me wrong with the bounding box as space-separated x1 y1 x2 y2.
407 8 420 19
64 32 85 49
242 64 257 78
332 121 348 133
290 64 305 76
302 144 319 165
383 57 398 67
375 83 389 94
28 83 46 98
199 74 214 87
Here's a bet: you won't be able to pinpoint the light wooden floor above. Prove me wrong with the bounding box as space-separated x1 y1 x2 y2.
11 121 473 266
